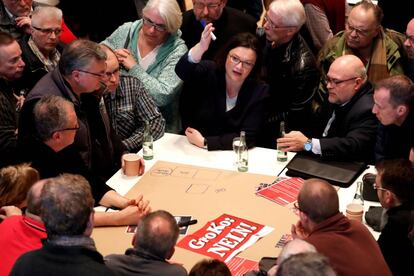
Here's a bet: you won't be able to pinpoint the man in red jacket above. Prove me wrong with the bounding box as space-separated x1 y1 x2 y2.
291 178 392 276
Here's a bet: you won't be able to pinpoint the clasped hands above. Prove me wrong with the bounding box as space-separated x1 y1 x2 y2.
276 131 308 152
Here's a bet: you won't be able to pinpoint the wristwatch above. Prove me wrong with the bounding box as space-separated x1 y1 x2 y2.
304 139 312 152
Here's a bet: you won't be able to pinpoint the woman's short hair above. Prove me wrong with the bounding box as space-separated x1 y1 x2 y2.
214 32 262 81
0 164 39 207
143 0 182 34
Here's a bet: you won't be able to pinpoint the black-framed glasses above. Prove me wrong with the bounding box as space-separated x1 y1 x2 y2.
76 69 107 79
105 67 120 78
345 22 376 37
324 76 358 86
263 15 296 30
55 125 80 132
293 202 305 213
142 16 167 32
229 54 255 69
372 183 388 192
193 1 221 10
32 26 62 36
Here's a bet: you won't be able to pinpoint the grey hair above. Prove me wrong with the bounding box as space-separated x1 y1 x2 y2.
269 0 306 28
143 0 182 34
33 95 74 141
31 6 63 27
59 39 107 76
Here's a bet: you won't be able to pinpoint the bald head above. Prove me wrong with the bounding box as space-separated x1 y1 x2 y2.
327 55 367 105
135 210 179 259
277 239 317 265
298 179 339 223
405 18 414 58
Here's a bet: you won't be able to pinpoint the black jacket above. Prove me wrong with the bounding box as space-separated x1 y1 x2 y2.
177 52 269 150
320 81 378 162
260 33 320 147
375 111 414 162
378 204 414 276
181 7 257 61
18 68 125 180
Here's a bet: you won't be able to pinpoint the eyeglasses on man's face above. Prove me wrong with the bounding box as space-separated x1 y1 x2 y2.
324 76 358 86
142 16 167 32
263 15 296 30
55 125 80 133
105 68 120 79
228 54 255 69
345 22 376 37
293 202 306 213
193 1 221 10
32 26 62 36
76 69 108 79
372 183 388 192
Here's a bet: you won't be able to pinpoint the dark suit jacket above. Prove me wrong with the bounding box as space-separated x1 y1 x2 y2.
176 52 269 150
375 111 414 162
319 81 378 162
181 7 257 60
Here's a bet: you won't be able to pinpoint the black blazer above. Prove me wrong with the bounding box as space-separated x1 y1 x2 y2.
176 52 269 150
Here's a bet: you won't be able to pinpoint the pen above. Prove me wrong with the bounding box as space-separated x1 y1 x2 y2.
200 20 217 41
178 219 198 228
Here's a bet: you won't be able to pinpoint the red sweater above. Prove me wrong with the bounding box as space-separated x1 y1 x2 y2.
0 215 46 276
305 212 391 276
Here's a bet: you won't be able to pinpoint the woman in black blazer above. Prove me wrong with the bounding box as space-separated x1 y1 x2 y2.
176 25 269 150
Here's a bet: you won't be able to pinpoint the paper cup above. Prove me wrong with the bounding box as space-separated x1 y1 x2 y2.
122 153 141 176
346 203 364 222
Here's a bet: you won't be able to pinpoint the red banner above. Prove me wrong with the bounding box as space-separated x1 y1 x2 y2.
177 214 273 262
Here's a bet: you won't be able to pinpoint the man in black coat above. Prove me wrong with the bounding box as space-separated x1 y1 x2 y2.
373 75 414 162
277 55 378 163
258 0 320 148
181 0 257 60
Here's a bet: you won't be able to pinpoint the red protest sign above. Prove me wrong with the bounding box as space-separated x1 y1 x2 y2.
177 214 273 262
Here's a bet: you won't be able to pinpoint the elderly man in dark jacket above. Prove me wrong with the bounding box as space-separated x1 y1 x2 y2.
259 0 320 148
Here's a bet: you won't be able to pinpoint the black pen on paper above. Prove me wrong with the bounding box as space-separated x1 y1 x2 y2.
178 219 198 228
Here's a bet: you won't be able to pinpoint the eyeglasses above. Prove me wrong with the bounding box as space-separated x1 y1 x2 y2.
293 201 304 212
405 33 414 44
345 22 376 37
55 125 80 132
32 26 62 36
193 2 221 10
105 68 120 78
324 76 358 86
372 183 388 192
142 16 167 32
229 54 255 69
263 15 296 30
76 69 107 79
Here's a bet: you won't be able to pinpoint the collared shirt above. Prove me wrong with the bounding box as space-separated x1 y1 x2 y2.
104 75 165 152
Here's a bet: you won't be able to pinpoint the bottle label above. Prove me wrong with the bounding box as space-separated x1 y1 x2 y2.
143 142 153 160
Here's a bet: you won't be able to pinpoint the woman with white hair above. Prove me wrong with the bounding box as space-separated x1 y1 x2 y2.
102 0 187 133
